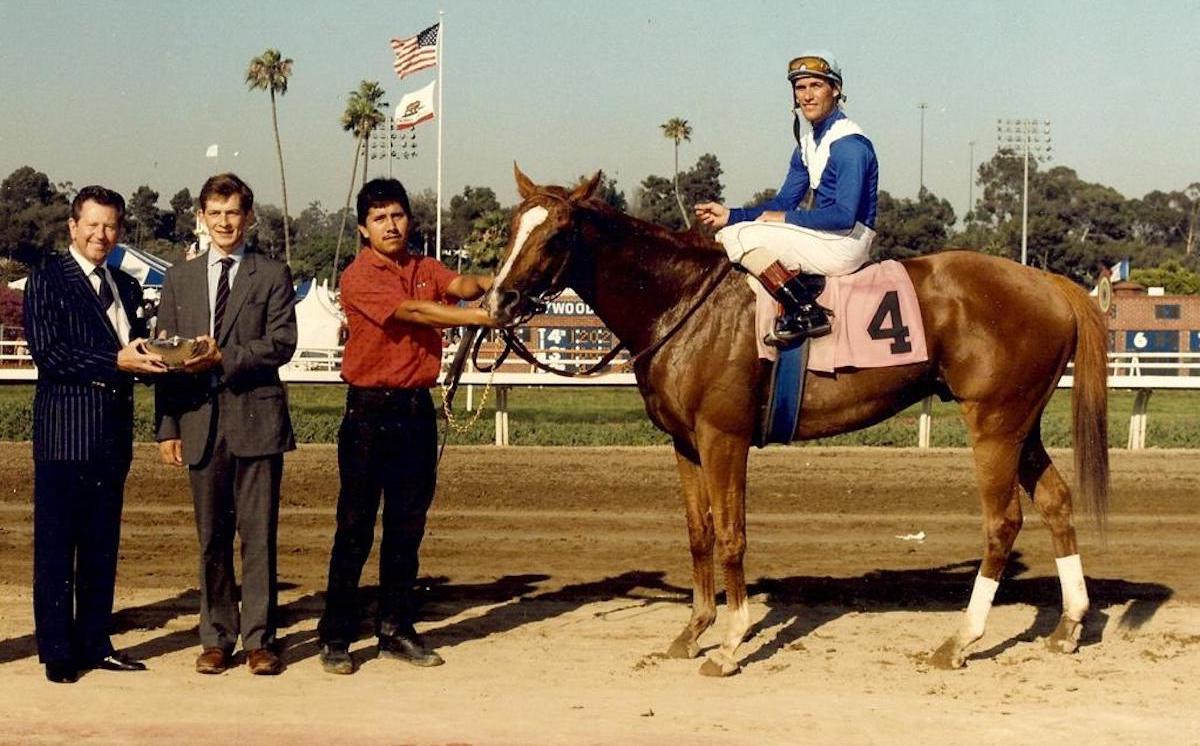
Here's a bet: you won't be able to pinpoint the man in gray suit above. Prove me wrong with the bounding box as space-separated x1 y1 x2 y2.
155 173 297 676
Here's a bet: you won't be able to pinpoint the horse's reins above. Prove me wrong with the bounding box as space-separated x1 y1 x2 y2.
439 190 734 454
492 259 734 378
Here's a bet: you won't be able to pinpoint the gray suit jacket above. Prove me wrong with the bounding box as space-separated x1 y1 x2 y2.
154 250 297 466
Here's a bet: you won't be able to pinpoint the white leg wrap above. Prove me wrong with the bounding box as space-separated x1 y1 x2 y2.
722 602 751 653
962 573 1000 641
1055 554 1089 621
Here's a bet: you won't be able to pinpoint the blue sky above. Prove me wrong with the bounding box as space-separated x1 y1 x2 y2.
1 0 1197 221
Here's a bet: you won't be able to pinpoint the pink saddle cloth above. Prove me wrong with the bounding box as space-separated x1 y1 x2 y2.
754 260 928 372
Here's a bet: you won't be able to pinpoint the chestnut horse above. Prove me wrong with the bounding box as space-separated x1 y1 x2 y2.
485 167 1109 676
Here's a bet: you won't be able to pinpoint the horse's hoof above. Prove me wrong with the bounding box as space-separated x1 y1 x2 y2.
699 651 740 677
930 636 967 670
666 636 699 660
1045 614 1083 654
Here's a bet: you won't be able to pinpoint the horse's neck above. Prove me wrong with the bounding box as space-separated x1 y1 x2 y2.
571 210 723 352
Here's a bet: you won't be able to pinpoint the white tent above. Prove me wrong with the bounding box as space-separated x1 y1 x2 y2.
293 278 344 350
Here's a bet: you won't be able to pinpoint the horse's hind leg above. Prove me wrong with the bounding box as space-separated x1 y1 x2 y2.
932 435 1024 669
1019 438 1089 653
666 445 717 660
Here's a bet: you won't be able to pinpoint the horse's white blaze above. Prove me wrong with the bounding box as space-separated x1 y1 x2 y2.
1055 554 1089 620
962 573 999 640
490 205 549 313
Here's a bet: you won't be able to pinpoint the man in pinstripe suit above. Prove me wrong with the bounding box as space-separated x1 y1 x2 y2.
23 185 167 683
155 173 297 676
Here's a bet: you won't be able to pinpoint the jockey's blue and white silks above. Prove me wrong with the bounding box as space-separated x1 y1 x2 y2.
727 109 878 231
718 109 878 278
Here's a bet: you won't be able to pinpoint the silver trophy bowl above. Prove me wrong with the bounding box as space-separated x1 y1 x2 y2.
146 336 205 369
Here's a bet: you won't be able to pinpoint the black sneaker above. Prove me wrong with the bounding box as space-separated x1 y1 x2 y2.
319 644 354 675
378 633 444 667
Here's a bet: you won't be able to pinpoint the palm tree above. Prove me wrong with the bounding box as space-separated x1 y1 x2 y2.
660 117 693 229
245 48 294 266
332 81 388 285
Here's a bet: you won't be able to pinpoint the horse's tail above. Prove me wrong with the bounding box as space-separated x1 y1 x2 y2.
1049 274 1110 533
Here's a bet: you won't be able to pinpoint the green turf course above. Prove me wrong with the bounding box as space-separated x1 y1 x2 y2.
0 384 1196 447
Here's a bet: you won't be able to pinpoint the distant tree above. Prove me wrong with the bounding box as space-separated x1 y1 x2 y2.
660 117 693 228
679 153 723 205
252 204 290 261
1129 259 1200 295
126 185 170 246
461 208 513 272
0 166 69 265
332 81 387 285
746 188 778 208
168 187 195 245
407 188 438 255
288 201 342 283
246 48 294 266
635 153 723 230
872 189 957 260
445 186 501 260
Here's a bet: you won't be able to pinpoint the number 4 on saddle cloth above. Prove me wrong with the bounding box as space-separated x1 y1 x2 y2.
756 260 929 446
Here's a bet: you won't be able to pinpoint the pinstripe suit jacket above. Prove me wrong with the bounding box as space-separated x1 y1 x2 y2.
23 251 148 463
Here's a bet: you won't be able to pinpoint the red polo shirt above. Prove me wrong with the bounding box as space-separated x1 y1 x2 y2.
339 248 459 388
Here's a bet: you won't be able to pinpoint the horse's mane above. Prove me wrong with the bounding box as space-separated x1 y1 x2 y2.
576 197 727 259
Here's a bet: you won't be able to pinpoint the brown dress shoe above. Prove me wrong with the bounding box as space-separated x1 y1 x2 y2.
195 647 229 675
247 648 283 676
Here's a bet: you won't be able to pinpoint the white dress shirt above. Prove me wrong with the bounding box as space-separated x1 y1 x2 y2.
68 245 132 346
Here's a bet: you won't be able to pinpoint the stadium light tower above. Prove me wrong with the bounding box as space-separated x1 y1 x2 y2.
364 103 420 179
996 118 1052 266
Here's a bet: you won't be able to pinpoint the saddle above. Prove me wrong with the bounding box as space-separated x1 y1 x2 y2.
755 260 929 446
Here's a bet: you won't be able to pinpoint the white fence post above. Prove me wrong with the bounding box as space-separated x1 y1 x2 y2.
918 396 933 449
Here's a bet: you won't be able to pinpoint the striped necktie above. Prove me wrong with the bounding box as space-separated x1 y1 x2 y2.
213 257 234 337
94 266 114 311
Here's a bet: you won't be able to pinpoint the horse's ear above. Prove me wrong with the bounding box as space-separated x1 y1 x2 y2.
514 162 537 199
570 171 603 202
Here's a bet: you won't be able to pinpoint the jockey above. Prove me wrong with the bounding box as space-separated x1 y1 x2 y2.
695 51 879 347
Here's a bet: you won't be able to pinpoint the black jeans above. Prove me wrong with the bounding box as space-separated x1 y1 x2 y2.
318 387 438 646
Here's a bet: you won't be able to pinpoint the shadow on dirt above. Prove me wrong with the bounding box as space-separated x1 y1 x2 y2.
0 555 1171 672
740 551 1173 669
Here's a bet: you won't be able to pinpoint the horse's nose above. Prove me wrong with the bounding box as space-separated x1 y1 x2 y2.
488 288 523 325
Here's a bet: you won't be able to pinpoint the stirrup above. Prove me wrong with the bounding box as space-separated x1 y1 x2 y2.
763 308 831 348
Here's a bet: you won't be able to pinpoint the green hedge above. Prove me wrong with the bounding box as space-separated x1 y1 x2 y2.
0 384 1197 448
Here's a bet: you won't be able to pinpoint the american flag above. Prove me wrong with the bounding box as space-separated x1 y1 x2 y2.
390 23 439 80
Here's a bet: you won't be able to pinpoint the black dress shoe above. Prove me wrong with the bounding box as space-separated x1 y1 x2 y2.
378 633 444 667
89 653 147 672
319 644 355 675
45 662 78 684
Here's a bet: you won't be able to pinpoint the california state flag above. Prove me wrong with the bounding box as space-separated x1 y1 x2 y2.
394 81 435 130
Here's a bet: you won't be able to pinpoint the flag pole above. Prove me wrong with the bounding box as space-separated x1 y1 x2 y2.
435 10 444 262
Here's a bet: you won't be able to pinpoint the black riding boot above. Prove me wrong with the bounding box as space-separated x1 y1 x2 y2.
764 273 831 348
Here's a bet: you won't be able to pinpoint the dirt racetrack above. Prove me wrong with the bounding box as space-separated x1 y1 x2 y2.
0 443 1197 745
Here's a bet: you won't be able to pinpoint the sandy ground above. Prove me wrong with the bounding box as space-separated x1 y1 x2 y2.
0 443 1197 745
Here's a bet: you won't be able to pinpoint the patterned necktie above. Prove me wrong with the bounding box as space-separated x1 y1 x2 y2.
94 266 114 311
213 257 234 337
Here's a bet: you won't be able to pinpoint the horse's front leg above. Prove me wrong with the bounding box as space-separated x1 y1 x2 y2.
694 428 752 677
666 444 716 659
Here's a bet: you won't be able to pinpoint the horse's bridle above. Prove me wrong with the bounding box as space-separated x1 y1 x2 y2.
443 192 734 425
480 251 734 379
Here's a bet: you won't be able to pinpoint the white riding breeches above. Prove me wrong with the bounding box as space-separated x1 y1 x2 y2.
716 220 876 277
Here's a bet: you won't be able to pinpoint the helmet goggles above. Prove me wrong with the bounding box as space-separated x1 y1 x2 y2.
787 54 842 88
